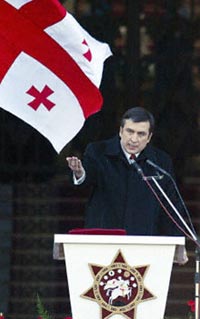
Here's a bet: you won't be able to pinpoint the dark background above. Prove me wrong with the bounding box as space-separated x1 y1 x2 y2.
0 1 200 319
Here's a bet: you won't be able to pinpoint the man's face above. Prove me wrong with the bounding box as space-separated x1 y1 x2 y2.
119 119 152 155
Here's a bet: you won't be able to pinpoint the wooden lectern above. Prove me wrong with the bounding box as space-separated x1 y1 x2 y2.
53 234 185 319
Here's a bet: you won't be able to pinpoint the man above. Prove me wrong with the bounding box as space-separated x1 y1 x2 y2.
66 107 186 237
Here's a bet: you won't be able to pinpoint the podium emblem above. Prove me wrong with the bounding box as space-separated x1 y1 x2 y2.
81 250 156 319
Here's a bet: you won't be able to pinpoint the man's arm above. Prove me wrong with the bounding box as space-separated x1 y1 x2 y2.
66 143 98 187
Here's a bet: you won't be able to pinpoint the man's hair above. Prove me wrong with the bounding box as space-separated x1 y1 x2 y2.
120 107 155 133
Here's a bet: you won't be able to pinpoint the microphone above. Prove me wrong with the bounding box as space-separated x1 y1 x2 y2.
132 160 163 180
131 160 144 178
146 159 170 177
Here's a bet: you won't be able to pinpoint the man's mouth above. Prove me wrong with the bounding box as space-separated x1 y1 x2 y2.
128 144 138 150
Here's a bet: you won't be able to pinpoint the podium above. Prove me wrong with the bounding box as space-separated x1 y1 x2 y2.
53 234 185 319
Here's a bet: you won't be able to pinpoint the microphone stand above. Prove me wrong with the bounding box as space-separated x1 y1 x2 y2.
143 174 200 319
149 176 197 242
132 159 200 316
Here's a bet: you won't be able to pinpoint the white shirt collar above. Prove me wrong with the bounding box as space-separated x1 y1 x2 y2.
120 143 139 163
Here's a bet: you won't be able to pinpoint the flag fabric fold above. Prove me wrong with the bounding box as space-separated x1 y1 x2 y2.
0 0 112 153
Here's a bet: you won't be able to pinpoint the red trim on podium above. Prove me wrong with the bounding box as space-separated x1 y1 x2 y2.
68 228 127 235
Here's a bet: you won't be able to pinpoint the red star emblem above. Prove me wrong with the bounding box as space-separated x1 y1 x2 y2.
81 250 156 319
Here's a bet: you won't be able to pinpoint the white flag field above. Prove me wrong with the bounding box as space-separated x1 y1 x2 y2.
0 0 112 153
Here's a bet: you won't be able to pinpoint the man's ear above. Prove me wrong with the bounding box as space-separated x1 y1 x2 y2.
119 126 122 138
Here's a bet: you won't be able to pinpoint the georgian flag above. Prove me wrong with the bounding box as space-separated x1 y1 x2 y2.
0 0 112 153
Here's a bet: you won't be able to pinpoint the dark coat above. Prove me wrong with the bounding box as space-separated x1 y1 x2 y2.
75 136 184 236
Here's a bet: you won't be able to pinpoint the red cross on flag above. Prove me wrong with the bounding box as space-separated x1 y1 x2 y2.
0 0 112 153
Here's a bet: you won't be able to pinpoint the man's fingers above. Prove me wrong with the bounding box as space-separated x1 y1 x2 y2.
66 157 82 172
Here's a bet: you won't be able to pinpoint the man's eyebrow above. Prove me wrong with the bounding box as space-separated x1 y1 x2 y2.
126 128 147 134
126 128 135 132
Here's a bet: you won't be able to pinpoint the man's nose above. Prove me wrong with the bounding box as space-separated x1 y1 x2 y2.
130 133 139 142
